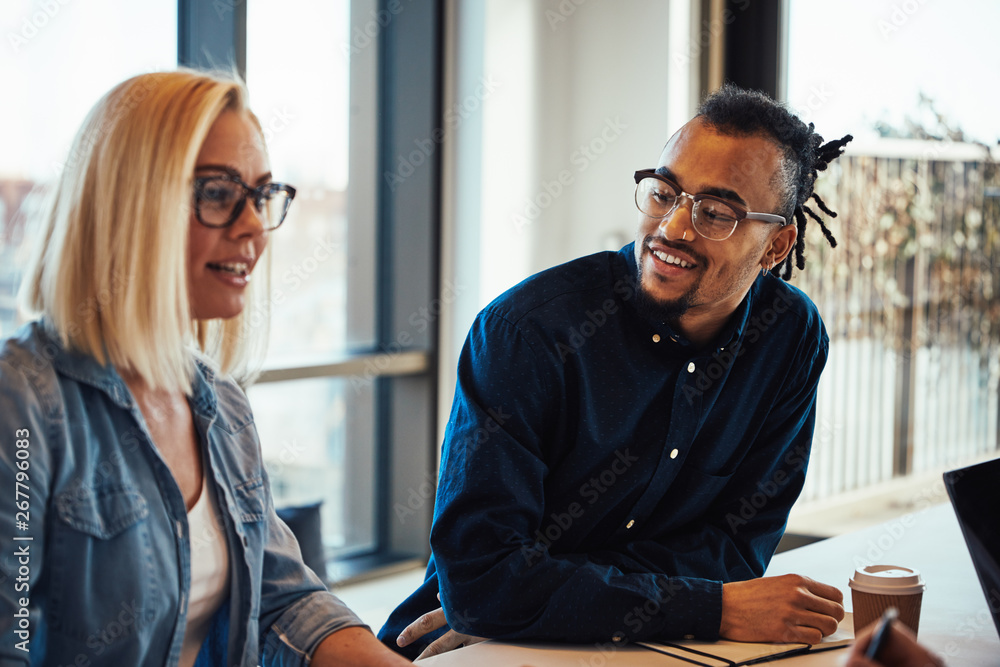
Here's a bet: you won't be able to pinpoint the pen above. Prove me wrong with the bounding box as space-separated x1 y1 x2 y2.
864 607 899 662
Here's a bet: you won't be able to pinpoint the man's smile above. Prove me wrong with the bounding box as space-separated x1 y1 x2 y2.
645 238 703 278
652 249 694 268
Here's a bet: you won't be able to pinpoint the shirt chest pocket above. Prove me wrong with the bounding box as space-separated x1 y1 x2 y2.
658 465 736 523
232 476 268 523
229 476 268 620
55 483 149 538
49 483 157 642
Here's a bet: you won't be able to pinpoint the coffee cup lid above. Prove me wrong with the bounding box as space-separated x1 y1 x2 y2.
849 564 925 595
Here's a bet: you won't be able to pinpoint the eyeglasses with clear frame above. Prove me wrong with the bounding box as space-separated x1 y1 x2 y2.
633 169 786 241
193 168 297 231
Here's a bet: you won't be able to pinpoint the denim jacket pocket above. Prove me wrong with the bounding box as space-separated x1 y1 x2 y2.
48 482 156 643
233 476 268 523
55 483 150 538
231 476 268 623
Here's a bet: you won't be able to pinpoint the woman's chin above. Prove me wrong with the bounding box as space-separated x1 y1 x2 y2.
192 300 246 322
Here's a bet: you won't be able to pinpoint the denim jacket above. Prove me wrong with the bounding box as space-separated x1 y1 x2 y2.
0 322 364 666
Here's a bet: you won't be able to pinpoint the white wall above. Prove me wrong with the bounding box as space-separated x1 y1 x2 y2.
438 0 699 441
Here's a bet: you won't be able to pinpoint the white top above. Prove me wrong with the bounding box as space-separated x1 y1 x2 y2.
179 473 231 667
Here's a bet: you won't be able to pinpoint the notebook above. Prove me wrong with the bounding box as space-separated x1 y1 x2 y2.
636 613 854 666
943 457 1000 639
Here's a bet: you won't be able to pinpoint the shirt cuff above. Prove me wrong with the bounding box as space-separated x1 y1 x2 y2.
262 590 368 665
690 578 724 640
651 576 724 641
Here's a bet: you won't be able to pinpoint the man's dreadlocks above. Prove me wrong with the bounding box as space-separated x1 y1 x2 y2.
697 84 853 280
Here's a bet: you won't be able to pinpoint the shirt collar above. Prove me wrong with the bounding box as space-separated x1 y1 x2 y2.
716 278 756 349
188 357 219 419
41 319 218 416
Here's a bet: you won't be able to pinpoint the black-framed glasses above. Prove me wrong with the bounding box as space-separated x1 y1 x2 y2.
193 169 297 231
633 169 786 241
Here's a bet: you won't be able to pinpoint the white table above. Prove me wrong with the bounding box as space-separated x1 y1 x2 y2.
419 503 999 665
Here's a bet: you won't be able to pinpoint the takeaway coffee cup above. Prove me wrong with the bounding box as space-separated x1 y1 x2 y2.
849 565 925 636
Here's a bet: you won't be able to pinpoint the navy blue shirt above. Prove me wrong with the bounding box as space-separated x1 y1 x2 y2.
380 244 828 657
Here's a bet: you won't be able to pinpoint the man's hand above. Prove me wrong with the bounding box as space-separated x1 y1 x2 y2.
720 574 845 644
846 620 945 667
397 605 487 660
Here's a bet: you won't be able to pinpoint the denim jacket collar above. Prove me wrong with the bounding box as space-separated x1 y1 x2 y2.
42 319 219 418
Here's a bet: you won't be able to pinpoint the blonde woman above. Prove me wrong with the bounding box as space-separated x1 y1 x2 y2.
0 71 409 666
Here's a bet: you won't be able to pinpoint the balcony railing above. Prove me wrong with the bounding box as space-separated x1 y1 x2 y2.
793 140 1000 501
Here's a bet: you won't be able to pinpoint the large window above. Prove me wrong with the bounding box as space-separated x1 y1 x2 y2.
0 0 177 336
782 0 1000 499
184 0 443 575
3 0 441 577
242 0 378 558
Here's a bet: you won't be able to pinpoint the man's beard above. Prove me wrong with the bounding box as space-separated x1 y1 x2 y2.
634 244 696 325
634 282 692 325
633 236 702 325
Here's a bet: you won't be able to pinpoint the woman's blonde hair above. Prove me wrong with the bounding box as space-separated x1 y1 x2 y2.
18 69 271 393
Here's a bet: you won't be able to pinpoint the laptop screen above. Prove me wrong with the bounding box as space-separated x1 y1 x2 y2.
944 457 1000 639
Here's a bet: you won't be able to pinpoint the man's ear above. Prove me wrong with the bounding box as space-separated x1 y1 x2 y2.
764 222 797 268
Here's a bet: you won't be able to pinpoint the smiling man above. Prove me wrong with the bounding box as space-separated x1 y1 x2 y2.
379 85 853 659
634 118 794 340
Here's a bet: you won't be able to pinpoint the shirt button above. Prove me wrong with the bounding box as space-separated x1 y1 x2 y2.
626 519 635 529
652 334 661 343
670 448 679 459
687 362 696 373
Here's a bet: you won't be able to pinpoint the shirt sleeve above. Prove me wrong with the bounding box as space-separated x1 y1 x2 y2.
254 442 370 662
0 357 52 665
430 311 828 645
